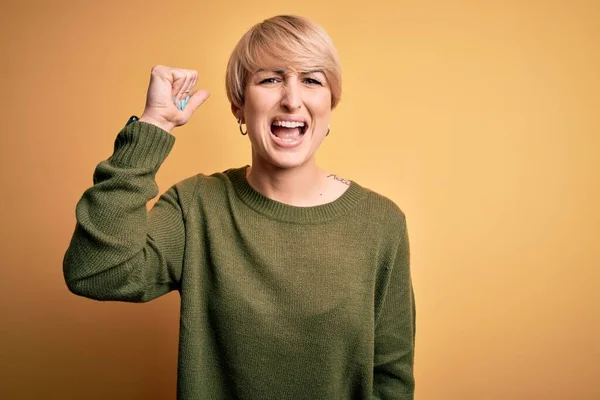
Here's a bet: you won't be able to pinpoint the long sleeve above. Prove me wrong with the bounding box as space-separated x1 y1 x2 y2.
63 121 189 302
373 216 416 399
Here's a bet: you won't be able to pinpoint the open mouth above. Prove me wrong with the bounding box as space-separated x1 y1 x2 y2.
270 120 308 142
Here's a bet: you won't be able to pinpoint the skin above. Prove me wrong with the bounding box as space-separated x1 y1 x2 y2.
139 63 349 207
139 65 209 133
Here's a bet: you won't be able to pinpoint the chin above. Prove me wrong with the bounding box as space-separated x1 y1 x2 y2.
261 151 313 171
270 156 309 170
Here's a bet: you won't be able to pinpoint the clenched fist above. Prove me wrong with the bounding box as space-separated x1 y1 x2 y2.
139 65 210 133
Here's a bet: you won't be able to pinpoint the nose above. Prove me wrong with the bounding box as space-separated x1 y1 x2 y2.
280 79 302 111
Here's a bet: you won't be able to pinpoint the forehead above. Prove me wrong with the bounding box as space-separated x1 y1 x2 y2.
250 51 324 75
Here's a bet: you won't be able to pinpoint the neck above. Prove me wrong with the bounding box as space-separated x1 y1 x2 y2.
246 158 327 207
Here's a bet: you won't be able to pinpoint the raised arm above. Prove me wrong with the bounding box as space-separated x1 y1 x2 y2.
63 65 209 302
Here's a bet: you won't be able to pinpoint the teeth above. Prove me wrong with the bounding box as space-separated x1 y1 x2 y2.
273 120 305 128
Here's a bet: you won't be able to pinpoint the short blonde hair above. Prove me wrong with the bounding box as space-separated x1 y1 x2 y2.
226 15 342 110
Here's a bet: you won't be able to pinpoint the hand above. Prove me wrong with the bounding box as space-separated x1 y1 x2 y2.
139 65 210 133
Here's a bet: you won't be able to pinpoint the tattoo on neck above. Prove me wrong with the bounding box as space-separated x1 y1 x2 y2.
327 174 351 186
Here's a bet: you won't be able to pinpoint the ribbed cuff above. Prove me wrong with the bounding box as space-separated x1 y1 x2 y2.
108 121 176 170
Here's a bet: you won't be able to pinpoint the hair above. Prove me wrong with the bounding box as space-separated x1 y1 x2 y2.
225 15 342 110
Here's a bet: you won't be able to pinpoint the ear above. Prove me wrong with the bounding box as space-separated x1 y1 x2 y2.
231 103 244 122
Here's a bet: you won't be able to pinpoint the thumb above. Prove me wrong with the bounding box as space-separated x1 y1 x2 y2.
183 89 210 115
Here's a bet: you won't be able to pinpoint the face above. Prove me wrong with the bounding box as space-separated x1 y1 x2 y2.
233 56 332 170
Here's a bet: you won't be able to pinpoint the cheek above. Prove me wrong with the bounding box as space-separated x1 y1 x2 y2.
307 92 333 117
245 101 274 125
310 106 332 121
245 86 278 107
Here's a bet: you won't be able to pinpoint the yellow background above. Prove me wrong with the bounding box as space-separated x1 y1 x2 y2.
1 0 598 399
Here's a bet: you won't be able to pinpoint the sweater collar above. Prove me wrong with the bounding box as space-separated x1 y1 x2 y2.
227 166 367 224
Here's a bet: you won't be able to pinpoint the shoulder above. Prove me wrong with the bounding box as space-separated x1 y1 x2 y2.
168 166 243 207
355 181 406 220
174 166 244 188
351 180 408 237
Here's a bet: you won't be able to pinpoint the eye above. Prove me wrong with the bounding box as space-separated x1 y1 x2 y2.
303 77 323 86
259 77 281 84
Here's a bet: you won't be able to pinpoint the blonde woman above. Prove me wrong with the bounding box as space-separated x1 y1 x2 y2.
64 15 415 400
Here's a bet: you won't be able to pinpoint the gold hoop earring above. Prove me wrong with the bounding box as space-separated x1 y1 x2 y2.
238 119 247 135
326 124 330 136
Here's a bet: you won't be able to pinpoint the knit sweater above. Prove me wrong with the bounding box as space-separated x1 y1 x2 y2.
63 122 415 400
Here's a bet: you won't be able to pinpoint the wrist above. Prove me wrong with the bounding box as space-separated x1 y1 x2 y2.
138 114 175 133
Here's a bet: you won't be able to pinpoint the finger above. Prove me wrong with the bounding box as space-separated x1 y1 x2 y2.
179 72 197 111
181 70 200 111
177 70 195 100
190 71 198 91
170 69 189 102
178 74 198 111
184 70 198 95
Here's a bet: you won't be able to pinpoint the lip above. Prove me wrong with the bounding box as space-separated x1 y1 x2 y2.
270 115 309 125
270 132 305 148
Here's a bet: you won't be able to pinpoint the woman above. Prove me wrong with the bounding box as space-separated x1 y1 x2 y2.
64 15 415 400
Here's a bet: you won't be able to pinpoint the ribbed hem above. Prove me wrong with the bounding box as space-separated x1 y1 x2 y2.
226 166 368 224
108 121 176 170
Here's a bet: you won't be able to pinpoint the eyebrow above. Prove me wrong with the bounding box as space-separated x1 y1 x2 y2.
255 69 325 75
301 69 325 75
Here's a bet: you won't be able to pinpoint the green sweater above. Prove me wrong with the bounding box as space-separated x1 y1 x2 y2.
63 122 415 400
